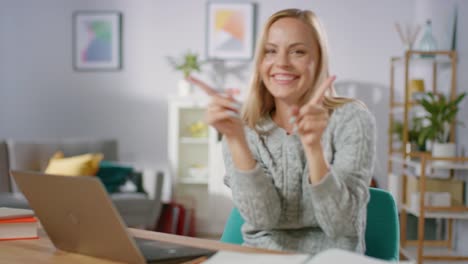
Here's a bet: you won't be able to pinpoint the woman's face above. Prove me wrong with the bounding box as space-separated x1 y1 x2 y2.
260 17 318 105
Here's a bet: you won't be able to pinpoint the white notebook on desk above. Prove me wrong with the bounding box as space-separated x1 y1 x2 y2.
204 249 414 264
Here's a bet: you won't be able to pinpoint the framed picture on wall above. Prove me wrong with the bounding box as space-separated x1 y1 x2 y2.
73 11 122 71
206 2 256 60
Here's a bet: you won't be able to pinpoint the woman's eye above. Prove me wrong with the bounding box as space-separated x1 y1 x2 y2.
291 49 306 55
265 49 276 54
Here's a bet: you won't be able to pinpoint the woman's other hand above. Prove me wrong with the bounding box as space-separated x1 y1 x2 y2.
206 94 244 140
292 76 336 150
186 76 245 141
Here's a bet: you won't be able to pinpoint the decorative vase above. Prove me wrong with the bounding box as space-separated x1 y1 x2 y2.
178 79 192 97
419 20 437 58
408 79 425 99
432 142 456 166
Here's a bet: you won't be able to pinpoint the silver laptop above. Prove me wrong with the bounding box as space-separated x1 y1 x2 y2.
11 170 215 264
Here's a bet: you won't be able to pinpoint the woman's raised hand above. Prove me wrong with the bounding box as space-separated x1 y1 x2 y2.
291 76 336 149
186 76 245 140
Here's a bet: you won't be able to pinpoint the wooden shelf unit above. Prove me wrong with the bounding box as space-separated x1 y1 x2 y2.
388 50 468 263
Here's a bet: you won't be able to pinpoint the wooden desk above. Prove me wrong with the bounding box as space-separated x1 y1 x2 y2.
0 228 283 263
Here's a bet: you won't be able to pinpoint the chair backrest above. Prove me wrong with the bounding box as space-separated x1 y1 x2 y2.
365 187 399 261
220 187 399 261
220 205 244 244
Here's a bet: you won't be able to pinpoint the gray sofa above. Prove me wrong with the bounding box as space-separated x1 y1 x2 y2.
0 139 163 230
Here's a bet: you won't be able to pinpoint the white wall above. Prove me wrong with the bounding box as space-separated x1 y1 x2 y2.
0 0 414 187
0 0 207 168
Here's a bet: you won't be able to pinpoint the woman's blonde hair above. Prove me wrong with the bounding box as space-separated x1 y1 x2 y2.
242 9 355 129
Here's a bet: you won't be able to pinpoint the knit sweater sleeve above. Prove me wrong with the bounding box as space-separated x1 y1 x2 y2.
222 130 281 229
308 103 376 238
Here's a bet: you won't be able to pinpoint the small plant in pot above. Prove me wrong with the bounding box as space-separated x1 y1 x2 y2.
409 117 427 151
391 118 427 156
416 91 466 164
168 51 203 96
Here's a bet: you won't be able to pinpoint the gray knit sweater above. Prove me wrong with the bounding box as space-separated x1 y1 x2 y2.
222 102 376 256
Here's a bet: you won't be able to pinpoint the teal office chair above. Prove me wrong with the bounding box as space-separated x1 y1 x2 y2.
220 187 399 261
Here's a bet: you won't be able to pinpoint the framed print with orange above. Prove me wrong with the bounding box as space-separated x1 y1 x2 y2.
206 2 256 60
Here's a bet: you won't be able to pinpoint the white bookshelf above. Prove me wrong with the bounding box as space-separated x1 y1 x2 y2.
167 95 230 236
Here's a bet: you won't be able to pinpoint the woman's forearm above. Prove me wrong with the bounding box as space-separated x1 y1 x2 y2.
226 135 257 171
305 144 330 184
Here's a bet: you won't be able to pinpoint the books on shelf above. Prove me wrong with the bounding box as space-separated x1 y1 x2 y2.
156 202 196 237
0 207 38 241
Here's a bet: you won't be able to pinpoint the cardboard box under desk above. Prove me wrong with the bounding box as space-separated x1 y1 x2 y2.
406 176 464 208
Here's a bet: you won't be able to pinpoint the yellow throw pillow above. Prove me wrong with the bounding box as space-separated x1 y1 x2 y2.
45 151 103 176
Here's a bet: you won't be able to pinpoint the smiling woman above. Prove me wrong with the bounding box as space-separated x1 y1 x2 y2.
187 8 376 257
260 17 318 106
243 9 355 130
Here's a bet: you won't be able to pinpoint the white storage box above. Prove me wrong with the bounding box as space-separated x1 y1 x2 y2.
410 192 451 211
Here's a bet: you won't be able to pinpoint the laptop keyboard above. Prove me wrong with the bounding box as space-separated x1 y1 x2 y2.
134 237 215 262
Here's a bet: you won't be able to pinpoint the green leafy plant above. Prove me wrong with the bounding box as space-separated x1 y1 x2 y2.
391 118 427 151
168 51 203 78
416 92 466 145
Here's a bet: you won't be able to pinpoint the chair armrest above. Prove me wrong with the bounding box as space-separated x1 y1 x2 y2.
146 171 164 230
128 171 146 194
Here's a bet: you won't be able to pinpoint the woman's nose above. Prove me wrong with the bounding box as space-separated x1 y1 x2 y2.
275 52 290 67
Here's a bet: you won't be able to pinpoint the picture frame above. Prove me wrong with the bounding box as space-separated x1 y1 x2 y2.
206 2 256 60
73 11 122 71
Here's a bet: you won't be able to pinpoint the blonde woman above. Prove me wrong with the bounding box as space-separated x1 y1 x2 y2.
189 8 376 255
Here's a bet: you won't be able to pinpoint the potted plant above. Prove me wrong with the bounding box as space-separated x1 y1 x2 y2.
416 91 466 164
168 51 203 96
391 117 427 155
409 116 427 151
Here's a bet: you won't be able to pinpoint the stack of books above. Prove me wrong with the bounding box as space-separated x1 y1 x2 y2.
156 202 196 237
0 207 38 241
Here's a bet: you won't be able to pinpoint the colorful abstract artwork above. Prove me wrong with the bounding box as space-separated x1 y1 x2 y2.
73 12 122 70
207 3 255 60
